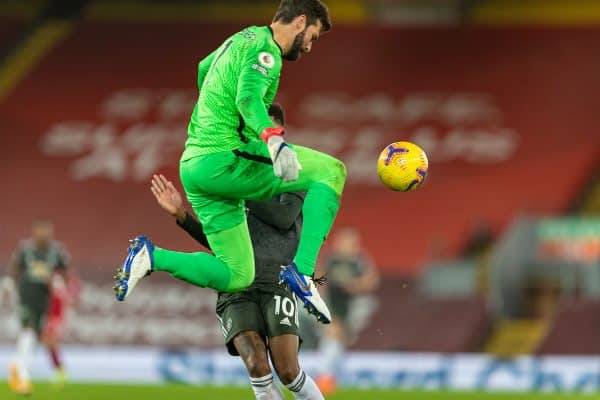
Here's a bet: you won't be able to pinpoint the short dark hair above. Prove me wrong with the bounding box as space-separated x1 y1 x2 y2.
269 103 285 126
273 0 331 33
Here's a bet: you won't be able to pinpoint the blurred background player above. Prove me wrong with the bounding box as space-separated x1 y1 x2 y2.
3 219 70 395
144 104 325 400
315 226 379 394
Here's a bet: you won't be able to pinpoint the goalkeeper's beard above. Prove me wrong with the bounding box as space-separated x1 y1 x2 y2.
283 28 307 61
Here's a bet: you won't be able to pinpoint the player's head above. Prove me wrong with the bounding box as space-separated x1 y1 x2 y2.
332 226 361 256
272 0 331 61
32 219 54 246
268 102 285 126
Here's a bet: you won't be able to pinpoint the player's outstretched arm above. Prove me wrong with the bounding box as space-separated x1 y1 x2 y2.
150 174 210 249
246 192 305 230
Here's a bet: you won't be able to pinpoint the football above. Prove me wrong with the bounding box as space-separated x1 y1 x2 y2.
377 141 429 191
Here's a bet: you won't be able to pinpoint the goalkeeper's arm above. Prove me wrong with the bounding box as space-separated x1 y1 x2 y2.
235 42 281 136
236 45 300 181
235 85 276 137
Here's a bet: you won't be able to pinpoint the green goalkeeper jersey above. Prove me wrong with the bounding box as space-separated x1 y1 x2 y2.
182 26 283 160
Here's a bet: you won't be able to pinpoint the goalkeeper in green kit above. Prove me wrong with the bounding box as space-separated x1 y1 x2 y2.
114 0 343 323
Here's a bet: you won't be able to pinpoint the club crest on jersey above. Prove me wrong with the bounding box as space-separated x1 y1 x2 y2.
258 52 275 68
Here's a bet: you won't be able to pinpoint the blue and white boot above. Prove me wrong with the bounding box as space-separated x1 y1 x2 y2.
113 235 154 301
280 263 331 324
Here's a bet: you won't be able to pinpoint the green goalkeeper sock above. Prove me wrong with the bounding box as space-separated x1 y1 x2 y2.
294 183 340 276
153 248 231 292
152 222 255 293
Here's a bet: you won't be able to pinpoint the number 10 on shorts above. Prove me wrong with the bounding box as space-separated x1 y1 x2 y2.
274 295 295 317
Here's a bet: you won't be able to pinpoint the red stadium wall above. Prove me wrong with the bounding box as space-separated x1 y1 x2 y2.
0 23 599 275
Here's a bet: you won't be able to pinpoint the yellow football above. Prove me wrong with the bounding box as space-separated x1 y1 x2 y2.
377 141 429 191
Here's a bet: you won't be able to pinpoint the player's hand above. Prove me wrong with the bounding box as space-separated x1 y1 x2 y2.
266 135 301 182
150 174 186 221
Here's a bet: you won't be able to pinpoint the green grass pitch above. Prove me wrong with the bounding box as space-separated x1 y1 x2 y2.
2 383 600 400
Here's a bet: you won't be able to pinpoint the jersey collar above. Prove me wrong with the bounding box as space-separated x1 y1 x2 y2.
267 26 283 56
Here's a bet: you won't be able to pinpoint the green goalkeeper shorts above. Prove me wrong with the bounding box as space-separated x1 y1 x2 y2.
179 139 344 234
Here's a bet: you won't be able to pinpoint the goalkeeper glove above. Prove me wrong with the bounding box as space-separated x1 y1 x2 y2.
261 127 301 182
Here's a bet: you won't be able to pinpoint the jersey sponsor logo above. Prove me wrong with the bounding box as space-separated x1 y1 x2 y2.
258 52 275 69
279 317 292 326
28 260 52 282
252 64 268 76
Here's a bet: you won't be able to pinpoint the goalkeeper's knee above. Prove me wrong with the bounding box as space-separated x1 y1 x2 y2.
322 157 346 196
226 263 256 292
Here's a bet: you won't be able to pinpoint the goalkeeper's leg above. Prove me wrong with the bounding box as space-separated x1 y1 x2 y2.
274 145 346 323
153 220 256 292
114 219 256 298
276 145 346 275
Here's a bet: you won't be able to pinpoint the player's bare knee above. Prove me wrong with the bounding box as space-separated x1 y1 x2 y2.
244 353 271 378
235 332 270 377
275 364 301 385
